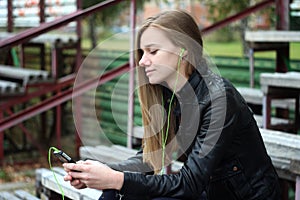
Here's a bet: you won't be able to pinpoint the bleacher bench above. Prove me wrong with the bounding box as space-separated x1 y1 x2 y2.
237 87 295 110
35 167 102 200
0 0 77 28
0 0 78 49
78 128 300 181
0 190 40 200
0 64 53 96
0 0 79 97
35 126 300 199
237 87 297 131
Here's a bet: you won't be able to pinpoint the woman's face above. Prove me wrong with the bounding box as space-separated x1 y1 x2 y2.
139 27 186 88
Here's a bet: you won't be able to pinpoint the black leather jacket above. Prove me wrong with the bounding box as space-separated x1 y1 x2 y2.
110 70 280 200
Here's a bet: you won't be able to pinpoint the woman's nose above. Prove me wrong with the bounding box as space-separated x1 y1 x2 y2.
139 54 151 67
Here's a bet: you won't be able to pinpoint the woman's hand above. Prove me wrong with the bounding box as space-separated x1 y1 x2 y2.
63 160 87 189
63 160 124 190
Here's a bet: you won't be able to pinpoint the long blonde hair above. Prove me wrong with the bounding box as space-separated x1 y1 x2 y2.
136 10 204 173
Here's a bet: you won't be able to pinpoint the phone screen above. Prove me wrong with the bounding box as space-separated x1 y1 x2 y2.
53 150 76 163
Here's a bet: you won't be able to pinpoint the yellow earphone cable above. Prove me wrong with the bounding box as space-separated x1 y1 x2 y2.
48 146 65 200
161 48 185 174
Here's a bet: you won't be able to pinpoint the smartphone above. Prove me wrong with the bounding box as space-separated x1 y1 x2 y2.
53 150 76 163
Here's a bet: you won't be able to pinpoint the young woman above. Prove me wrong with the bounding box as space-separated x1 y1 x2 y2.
63 10 281 200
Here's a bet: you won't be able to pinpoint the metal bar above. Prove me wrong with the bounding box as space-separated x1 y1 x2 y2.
275 0 290 73
0 74 76 109
20 44 25 68
276 0 289 30
56 96 62 149
296 176 300 200
0 111 3 163
127 0 136 149
262 95 272 129
295 95 300 132
40 44 46 70
0 64 130 133
74 94 82 157
5 109 47 158
202 0 275 35
7 0 13 32
74 0 83 156
40 0 45 23
249 48 255 88
0 0 124 49
51 46 58 79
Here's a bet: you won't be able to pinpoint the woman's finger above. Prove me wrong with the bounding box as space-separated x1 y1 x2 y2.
63 163 84 172
70 179 86 189
63 174 73 181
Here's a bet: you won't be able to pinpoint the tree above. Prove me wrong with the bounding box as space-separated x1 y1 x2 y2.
202 0 274 57
82 0 146 49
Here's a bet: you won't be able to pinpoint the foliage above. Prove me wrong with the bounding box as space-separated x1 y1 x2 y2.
203 0 250 22
0 170 12 182
81 0 148 48
82 0 146 27
199 0 275 55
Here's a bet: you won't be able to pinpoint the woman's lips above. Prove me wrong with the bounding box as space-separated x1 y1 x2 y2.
145 69 155 76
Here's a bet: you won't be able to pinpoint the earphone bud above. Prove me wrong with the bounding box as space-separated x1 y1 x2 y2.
176 48 185 70
179 48 185 59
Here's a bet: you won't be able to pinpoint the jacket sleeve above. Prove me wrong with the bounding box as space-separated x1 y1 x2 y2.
119 90 240 199
108 149 153 173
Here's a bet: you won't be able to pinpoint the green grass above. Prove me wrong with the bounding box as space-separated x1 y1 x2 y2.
82 37 300 60
203 41 300 60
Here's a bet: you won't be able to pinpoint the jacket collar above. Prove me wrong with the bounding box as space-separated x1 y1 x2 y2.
177 71 200 104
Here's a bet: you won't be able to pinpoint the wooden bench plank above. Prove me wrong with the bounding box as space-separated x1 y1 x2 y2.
0 0 77 28
35 168 102 200
80 144 183 173
80 145 136 164
0 191 22 200
237 87 295 109
0 65 52 86
0 80 24 95
254 114 292 128
245 31 300 42
0 182 31 192
260 128 300 181
30 33 78 45
80 127 300 181
14 190 40 200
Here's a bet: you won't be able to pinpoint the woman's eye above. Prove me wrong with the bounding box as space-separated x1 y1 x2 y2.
150 50 158 55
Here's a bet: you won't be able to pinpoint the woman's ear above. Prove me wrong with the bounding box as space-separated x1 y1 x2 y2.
182 49 188 60
183 50 188 59
179 48 188 59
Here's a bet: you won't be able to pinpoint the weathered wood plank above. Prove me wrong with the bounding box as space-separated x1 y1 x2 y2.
80 128 300 181
245 31 300 42
0 191 21 200
0 182 31 192
14 190 40 200
36 168 102 200
254 115 291 128
0 80 24 95
260 128 300 181
80 145 135 164
237 87 295 109
260 72 300 91
39 128 300 198
0 65 52 85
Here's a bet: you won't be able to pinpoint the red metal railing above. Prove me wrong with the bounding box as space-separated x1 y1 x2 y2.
202 0 275 35
0 0 124 49
0 63 130 133
0 0 135 162
0 0 277 162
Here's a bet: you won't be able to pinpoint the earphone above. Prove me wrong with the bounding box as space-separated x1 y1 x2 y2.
179 48 185 59
160 47 185 174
